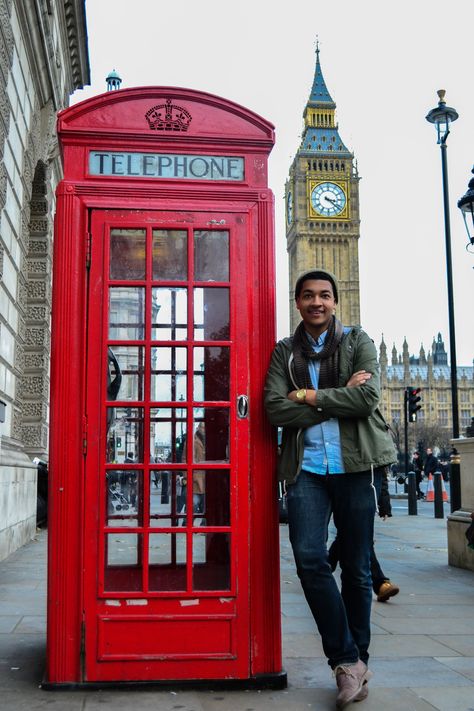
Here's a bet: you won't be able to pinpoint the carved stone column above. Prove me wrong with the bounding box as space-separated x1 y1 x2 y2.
21 161 53 457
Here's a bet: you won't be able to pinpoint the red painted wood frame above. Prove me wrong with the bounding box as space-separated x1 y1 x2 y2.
46 87 283 687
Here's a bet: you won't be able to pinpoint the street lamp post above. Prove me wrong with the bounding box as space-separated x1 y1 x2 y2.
426 90 461 512
426 90 460 439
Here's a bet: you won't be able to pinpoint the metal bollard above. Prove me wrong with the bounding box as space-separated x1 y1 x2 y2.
433 470 444 519
407 470 417 516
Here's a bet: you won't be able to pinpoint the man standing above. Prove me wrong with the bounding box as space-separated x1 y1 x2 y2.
412 451 424 499
423 448 439 478
264 270 396 709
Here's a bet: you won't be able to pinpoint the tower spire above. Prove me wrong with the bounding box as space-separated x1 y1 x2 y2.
301 46 350 154
308 44 335 107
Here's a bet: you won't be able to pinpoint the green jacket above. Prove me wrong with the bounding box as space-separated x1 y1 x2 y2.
264 326 397 483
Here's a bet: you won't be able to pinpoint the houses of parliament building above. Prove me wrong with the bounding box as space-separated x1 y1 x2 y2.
286 46 474 434
378 333 474 432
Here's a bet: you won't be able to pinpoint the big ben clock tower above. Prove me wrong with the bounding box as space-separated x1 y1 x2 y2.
286 45 361 330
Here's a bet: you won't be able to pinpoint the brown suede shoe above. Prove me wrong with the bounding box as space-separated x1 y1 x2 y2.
334 659 372 709
377 580 400 602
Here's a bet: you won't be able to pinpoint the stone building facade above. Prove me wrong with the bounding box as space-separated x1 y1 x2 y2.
0 0 89 559
286 46 361 330
379 333 474 433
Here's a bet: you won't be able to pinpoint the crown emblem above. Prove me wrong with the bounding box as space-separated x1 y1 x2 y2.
145 99 192 131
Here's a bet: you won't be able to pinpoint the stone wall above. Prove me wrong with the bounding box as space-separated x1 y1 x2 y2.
0 0 89 560
0 446 36 560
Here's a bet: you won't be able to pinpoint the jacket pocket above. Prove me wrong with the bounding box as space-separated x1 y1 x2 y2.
371 407 391 432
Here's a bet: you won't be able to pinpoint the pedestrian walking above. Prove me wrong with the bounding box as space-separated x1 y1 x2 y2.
371 470 399 602
264 269 396 709
423 447 438 478
412 451 424 499
329 468 400 603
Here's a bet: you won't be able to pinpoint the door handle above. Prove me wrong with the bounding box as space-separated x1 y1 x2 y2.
237 394 249 419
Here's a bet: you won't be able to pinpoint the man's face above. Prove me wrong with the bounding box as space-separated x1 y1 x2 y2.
295 279 336 337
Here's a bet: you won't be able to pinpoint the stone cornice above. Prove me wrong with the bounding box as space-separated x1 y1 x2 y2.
61 0 90 92
13 0 89 110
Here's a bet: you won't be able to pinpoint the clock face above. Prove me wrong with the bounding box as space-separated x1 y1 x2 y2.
287 191 293 223
311 182 346 217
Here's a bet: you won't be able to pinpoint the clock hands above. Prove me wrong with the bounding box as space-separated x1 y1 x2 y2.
323 195 341 211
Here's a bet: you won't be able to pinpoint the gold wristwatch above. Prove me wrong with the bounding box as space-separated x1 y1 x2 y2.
295 388 307 403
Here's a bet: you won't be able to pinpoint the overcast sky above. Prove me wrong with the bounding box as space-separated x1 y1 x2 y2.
73 0 474 364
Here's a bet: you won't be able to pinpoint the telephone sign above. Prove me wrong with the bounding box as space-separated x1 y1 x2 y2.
89 151 245 180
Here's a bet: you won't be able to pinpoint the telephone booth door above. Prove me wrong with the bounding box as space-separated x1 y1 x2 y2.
84 208 251 681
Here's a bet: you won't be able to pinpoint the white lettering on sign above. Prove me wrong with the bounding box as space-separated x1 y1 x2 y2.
89 151 244 181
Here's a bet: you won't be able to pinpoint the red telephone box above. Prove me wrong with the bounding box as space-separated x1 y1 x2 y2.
45 87 284 688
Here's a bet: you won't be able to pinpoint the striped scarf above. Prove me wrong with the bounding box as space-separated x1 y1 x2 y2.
291 316 344 390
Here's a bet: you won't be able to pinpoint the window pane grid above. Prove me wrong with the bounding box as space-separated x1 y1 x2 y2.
102 223 234 595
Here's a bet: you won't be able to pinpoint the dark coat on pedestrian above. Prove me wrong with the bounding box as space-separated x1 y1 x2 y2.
424 452 439 476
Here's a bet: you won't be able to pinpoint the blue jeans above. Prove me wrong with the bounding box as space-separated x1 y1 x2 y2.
287 469 378 668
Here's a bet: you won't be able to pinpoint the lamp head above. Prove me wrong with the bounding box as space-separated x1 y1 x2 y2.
458 166 474 251
425 89 459 144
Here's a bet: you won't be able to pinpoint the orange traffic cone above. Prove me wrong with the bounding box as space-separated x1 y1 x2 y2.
440 475 449 502
425 473 434 502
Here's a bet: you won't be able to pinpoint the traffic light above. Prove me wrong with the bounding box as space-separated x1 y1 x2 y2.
406 386 422 422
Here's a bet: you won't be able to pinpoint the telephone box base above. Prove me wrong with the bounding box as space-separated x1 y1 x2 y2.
41 671 288 692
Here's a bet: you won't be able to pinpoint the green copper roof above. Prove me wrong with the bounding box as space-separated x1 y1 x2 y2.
309 46 335 106
302 127 350 154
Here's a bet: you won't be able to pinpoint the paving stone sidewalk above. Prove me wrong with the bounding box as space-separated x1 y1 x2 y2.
1 498 473 711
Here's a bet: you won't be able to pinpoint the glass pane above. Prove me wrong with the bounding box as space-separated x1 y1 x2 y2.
106 407 144 463
149 533 187 591
152 287 187 341
150 470 187 527
152 230 187 280
194 288 229 341
110 228 146 280
192 533 230 591
150 408 187 465
107 347 122 402
151 347 187 401
109 287 145 340
107 346 144 401
192 409 229 463
194 230 229 281
192 470 230 527
106 470 142 527
193 347 229 401
104 533 143 592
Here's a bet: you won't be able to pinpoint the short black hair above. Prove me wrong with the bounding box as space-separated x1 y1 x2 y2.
294 270 338 302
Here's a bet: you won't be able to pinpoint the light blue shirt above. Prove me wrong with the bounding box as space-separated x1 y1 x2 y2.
301 329 346 475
